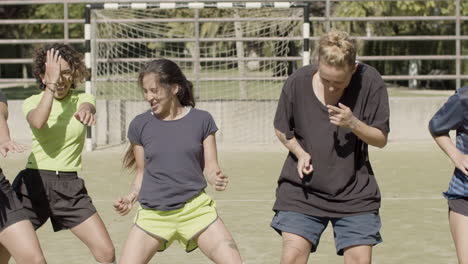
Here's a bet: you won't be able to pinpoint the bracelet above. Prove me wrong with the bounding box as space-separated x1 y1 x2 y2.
45 83 57 92
129 191 138 203
46 86 56 93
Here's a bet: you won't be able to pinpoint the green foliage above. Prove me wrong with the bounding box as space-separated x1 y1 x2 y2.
9 4 84 41
23 4 63 37
1 1 465 90
332 0 461 89
145 9 239 59
0 4 85 54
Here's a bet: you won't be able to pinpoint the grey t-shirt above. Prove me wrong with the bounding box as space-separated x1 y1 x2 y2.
128 108 218 211
273 63 390 217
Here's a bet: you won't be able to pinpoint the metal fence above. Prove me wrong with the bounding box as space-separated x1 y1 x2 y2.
1 0 467 89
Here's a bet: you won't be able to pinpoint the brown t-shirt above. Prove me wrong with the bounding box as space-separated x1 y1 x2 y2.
273 63 390 217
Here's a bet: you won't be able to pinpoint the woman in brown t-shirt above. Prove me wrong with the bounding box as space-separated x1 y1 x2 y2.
271 30 390 263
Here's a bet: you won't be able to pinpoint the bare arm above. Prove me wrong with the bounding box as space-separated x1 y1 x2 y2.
0 102 25 157
347 116 387 148
114 143 144 216
129 143 144 199
203 133 228 191
26 88 55 129
0 102 10 142
28 49 62 129
275 128 312 178
433 134 468 175
327 103 388 148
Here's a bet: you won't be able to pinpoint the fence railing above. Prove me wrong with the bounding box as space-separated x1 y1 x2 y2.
1 0 467 89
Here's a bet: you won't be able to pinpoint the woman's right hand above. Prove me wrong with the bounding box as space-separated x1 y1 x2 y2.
297 152 313 179
0 140 26 157
113 192 137 216
43 48 61 86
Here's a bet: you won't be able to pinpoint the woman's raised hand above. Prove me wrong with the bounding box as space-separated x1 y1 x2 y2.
43 48 61 86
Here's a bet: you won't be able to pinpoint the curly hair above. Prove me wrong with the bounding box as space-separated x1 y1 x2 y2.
32 43 89 90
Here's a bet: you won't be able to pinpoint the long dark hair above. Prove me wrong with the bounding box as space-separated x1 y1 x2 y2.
138 59 195 107
123 59 195 171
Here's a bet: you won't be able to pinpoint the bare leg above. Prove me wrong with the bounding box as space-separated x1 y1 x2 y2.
449 210 468 264
280 232 312 264
70 213 115 264
0 220 46 264
119 225 162 264
343 245 372 264
196 218 242 264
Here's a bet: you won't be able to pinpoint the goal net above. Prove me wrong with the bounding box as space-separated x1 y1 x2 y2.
89 4 304 146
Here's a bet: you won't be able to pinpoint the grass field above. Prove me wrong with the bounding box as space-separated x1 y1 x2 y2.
0 80 455 101
0 140 459 264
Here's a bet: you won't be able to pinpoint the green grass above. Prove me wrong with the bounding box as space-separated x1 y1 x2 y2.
387 87 454 97
2 83 452 101
95 80 285 101
94 81 454 102
0 141 459 263
0 84 87 100
1 69 454 101
0 85 41 100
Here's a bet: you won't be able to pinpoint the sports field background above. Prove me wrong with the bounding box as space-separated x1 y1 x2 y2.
0 139 458 264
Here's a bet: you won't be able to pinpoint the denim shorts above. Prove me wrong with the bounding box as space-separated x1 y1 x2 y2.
271 210 383 255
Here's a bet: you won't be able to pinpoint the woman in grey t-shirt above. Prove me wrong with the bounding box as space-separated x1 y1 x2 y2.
113 59 243 264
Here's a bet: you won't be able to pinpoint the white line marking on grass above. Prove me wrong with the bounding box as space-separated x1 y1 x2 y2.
384 197 442 200
213 197 444 202
94 197 443 203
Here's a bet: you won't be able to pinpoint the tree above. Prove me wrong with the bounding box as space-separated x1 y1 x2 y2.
333 0 460 89
0 4 85 81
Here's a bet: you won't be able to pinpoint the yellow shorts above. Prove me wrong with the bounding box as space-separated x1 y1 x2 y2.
134 191 218 252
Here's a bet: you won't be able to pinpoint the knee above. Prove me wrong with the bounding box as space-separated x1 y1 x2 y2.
209 239 242 264
31 255 47 264
281 243 310 264
94 244 115 263
343 244 373 264
281 253 308 264
344 254 371 264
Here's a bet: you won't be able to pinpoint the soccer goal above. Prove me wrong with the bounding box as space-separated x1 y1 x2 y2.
85 2 310 148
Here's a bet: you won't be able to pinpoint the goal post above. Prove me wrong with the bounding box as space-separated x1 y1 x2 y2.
84 1 310 149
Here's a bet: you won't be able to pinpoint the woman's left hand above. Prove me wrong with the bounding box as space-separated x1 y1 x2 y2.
209 170 229 191
113 192 137 216
327 103 359 129
74 109 96 126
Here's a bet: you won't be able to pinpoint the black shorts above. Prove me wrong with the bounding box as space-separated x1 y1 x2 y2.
448 198 468 217
0 169 28 233
12 169 97 232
